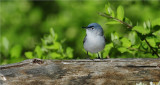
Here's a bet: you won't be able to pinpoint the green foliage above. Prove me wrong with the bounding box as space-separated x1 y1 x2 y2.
66 47 74 59
153 30 160 43
10 45 22 58
124 17 133 26
111 32 122 48
25 52 33 59
132 26 150 35
2 37 9 51
121 38 131 48
117 5 124 20
106 21 120 24
101 3 160 58
105 3 115 17
128 31 141 45
103 43 113 58
146 37 156 47
35 46 42 58
152 18 160 26
117 47 128 53
111 32 119 41
1 1 160 64
25 28 74 59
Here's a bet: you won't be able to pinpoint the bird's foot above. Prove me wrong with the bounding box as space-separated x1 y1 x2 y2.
96 57 103 60
97 56 101 59
86 57 94 60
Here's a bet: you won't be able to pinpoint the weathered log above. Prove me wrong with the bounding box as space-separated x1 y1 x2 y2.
0 58 160 85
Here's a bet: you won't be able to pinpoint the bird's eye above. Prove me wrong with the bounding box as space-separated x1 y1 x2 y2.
91 27 94 30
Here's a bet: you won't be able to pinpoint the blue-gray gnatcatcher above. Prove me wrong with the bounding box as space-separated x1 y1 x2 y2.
82 23 106 59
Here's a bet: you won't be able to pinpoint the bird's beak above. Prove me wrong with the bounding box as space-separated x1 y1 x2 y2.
82 27 88 29
82 26 93 29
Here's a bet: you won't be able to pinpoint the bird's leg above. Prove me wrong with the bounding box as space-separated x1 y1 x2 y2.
97 53 100 59
86 51 91 59
101 53 103 59
86 51 93 60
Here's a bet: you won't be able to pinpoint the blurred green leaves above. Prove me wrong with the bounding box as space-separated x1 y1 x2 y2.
124 17 132 26
35 46 43 58
132 26 150 35
128 31 141 45
146 37 156 47
121 38 131 48
66 47 73 59
2 37 9 51
101 3 160 58
132 20 152 35
117 5 124 20
111 32 121 48
1 1 160 64
152 18 160 26
117 47 128 53
106 21 120 25
105 3 115 17
10 45 22 58
153 30 160 42
25 52 33 59
103 43 113 58
25 28 74 59
111 32 119 41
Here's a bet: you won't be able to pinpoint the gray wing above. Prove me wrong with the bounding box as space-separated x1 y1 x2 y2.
83 35 87 44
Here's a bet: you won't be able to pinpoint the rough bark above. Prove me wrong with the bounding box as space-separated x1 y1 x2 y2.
0 58 160 85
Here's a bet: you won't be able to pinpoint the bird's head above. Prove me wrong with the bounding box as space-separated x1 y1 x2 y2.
82 23 104 36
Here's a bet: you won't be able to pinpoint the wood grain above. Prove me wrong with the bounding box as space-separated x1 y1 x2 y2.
0 58 160 85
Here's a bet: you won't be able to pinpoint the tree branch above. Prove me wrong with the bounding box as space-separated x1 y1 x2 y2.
98 13 133 28
99 12 160 58
144 39 160 58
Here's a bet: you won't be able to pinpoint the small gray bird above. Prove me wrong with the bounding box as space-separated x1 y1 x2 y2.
82 23 106 59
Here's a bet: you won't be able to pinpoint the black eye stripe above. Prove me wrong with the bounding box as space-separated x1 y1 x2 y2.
87 26 94 28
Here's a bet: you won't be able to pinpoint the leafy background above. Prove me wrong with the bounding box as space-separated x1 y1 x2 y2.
0 0 160 65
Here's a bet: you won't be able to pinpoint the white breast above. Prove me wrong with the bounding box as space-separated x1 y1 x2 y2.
83 33 105 53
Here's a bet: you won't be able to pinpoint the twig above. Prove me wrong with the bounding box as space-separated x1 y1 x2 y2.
98 13 133 28
99 12 160 58
144 39 160 58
